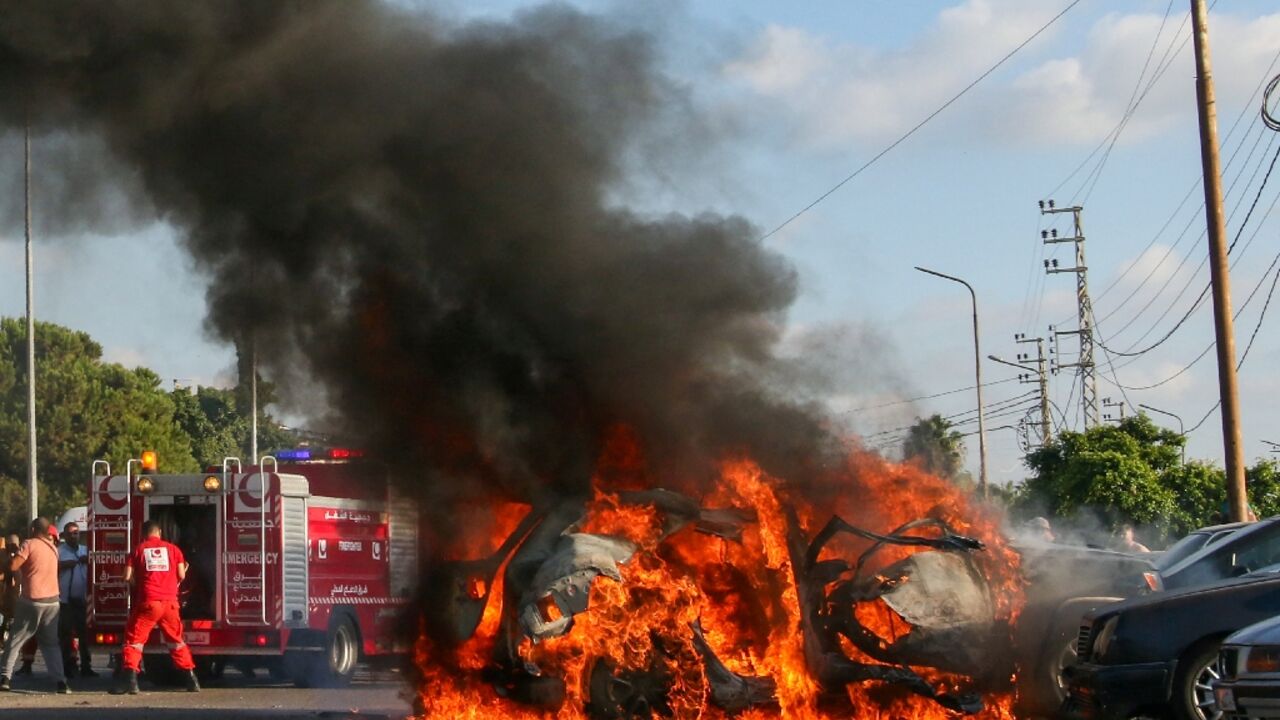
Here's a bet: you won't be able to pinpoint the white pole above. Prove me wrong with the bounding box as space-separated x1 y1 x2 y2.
250 340 258 464
915 266 988 496
25 122 38 520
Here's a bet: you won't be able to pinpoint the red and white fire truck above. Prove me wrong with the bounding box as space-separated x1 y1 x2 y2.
85 450 419 686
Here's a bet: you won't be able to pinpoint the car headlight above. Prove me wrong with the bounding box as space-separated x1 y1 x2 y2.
1245 646 1280 674
1093 616 1120 660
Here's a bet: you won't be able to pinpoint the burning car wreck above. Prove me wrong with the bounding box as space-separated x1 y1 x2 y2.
418 471 1018 719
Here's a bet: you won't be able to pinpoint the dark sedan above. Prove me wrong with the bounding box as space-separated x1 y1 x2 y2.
1213 614 1280 720
1065 573 1280 720
1154 517 1280 592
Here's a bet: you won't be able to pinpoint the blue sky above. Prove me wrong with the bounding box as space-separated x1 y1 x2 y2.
3 1 1280 485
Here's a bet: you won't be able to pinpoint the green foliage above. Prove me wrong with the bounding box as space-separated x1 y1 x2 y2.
1247 459 1280 519
0 318 291 532
173 385 293 468
902 413 966 480
1015 413 1280 540
0 319 198 531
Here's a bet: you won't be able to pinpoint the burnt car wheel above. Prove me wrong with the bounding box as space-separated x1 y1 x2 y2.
1174 642 1224 720
1052 636 1077 698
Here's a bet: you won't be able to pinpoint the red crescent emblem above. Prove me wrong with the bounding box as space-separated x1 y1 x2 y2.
97 476 127 511
237 474 261 509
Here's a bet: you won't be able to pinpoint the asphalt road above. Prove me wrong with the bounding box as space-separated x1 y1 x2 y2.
0 654 413 720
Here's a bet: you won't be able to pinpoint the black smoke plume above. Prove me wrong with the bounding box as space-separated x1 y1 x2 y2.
0 2 840 524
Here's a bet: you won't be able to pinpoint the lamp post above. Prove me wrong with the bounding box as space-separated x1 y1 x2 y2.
915 266 988 497
1139 403 1186 463
25 121 37 521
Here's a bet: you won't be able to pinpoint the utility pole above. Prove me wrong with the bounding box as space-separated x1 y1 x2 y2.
250 340 258 464
1040 200 1099 428
1017 333 1052 444
991 334 1052 448
25 121 38 521
1191 0 1247 522
1102 397 1127 423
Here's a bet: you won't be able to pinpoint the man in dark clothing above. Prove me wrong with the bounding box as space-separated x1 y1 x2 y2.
111 521 198 695
57 522 95 677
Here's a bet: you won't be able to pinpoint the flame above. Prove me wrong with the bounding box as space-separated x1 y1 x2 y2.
414 438 1025 720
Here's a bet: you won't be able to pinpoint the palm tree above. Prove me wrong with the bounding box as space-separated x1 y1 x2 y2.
901 414 966 480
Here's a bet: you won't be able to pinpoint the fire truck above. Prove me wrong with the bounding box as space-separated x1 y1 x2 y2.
85 450 419 686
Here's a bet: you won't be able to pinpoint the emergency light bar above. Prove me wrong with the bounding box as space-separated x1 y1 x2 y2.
272 447 365 461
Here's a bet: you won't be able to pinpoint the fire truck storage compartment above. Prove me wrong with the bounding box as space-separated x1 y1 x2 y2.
148 501 218 620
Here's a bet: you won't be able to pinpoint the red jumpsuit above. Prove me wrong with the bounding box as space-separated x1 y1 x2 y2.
121 537 194 673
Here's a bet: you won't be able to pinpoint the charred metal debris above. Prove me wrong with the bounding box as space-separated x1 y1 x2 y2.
423 492 993 717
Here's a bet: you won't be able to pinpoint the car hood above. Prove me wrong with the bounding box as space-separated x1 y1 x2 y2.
1225 613 1280 646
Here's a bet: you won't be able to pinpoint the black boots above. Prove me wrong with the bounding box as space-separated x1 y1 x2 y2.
109 669 139 695
185 669 200 693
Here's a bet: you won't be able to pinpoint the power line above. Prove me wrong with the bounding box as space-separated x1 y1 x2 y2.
1094 141 1280 358
840 376 1020 415
1100 237 1280 391
761 0 1083 241
1091 123 1276 340
1041 37 1280 332
1044 8 1185 202
1140 253 1280 434
870 399 1040 450
1074 0 1181 205
862 390 1039 440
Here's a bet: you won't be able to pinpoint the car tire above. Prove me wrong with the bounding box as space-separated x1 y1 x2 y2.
1173 640 1225 720
1051 634 1078 701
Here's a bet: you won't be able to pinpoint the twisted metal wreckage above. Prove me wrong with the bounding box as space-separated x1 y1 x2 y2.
424 489 997 717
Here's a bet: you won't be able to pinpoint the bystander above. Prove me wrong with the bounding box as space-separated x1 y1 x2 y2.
57 522 94 677
0 518 68 693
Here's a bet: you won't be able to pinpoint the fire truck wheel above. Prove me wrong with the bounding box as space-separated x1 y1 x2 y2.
197 657 226 680
287 614 359 688
322 614 360 687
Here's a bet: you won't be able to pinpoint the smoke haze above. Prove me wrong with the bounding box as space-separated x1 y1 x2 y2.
0 1 850 525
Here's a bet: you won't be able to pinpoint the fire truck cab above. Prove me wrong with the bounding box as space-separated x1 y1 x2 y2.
85 451 418 686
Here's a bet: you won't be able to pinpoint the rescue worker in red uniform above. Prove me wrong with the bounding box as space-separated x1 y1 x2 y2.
110 521 199 694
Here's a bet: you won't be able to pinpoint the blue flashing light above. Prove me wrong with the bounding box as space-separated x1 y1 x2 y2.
275 448 312 461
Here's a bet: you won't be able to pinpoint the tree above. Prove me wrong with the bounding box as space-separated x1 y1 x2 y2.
0 319 198 530
901 414 966 480
1015 414 1188 537
1010 414 1280 539
173 385 293 468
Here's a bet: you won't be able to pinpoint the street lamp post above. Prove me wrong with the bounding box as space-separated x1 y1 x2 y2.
25 121 37 521
915 266 988 497
1138 403 1186 463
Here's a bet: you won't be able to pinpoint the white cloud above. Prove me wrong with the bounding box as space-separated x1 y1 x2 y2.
726 2 1280 150
102 345 148 369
